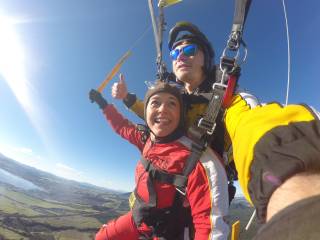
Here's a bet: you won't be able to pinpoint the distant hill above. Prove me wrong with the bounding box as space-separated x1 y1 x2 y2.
0 154 129 239
0 153 258 239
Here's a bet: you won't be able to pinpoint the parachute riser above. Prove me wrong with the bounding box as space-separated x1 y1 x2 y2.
219 0 251 76
157 6 168 81
213 0 251 105
197 0 251 136
197 72 239 136
148 0 168 82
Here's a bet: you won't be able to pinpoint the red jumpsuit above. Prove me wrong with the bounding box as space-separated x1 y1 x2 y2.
95 104 229 240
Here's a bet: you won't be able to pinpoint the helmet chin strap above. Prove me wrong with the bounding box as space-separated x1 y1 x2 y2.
149 129 157 141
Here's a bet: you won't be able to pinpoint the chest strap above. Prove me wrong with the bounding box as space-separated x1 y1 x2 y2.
140 157 188 188
140 139 204 195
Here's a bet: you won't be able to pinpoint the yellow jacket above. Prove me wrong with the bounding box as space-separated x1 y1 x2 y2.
125 92 320 206
225 94 319 203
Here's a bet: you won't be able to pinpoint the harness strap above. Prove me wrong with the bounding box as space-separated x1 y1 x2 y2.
204 0 251 133
185 1 251 200
182 142 204 176
132 137 205 238
228 0 252 50
139 139 204 197
197 83 226 135
234 0 251 27
140 157 188 188
188 71 238 146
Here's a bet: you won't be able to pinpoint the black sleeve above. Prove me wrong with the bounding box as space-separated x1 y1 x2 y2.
123 93 137 108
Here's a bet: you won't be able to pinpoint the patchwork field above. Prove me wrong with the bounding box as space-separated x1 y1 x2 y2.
0 154 258 240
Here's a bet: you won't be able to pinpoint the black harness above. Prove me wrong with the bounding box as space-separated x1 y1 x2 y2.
187 0 252 205
131 138 204 240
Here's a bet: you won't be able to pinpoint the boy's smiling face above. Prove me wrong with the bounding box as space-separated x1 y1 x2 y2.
146 92 180 139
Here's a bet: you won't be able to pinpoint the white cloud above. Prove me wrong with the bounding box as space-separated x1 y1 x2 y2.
56 163 80 173
52 163 126 191
54 162 86 183
14 147 33 155
0 143 132 192
0 143 39 166
90 178 134 192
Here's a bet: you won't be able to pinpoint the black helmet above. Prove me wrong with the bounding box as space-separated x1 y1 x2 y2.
168 21 215 75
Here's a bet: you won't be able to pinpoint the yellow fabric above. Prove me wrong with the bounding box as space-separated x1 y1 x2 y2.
224 95 316 204
129 192 136 210
130 99 144 119
158 0 182 8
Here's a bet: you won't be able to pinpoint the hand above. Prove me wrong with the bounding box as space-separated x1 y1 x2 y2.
111 73 128 100
89 89 108 109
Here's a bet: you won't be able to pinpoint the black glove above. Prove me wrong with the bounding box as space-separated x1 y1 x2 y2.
89 89 108 109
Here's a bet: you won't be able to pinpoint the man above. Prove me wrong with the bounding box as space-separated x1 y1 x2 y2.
112 21 320 234
112 21 259 204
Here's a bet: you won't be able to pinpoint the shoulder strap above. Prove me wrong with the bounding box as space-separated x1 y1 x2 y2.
228 0 252 50
190 0 252 144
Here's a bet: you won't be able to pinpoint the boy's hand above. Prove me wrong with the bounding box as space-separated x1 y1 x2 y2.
89 89 108 109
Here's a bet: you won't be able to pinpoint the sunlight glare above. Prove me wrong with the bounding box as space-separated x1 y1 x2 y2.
0 15 33 112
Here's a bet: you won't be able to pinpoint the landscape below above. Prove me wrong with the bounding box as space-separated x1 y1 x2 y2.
0 154 257 240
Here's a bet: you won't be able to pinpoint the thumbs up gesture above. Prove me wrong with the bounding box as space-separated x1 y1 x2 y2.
111 73 128 100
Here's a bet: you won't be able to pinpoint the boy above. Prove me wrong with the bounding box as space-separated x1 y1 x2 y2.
89 81 229 240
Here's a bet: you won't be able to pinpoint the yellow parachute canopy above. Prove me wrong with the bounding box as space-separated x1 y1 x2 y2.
158 0 182 8
97 51 131 93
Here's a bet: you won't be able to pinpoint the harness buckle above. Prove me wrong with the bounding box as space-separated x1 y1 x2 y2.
220 55 237 73
212 81 228 90
198 118 216 135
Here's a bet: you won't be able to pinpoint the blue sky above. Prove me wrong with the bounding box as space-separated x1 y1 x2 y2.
0 0 319 194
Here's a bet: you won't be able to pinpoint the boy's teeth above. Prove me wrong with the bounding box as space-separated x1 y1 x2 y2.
155 118 169 123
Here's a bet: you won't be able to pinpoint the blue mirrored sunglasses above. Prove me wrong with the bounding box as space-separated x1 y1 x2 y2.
170 44 197 60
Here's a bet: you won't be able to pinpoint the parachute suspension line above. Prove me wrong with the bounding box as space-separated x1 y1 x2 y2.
282 0 291 106
128 24 152 52
96 25 151 93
